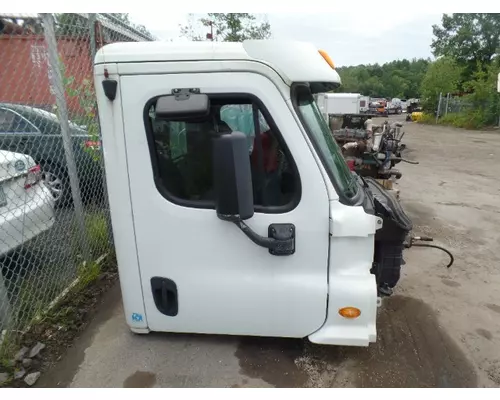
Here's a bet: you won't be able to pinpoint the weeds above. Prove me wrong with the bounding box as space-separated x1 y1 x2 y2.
417 111 499 130
1 211 113 362
75 261 101 291
85 212 111 257
71 210 112 260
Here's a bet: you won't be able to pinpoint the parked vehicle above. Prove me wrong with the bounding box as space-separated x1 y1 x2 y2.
94 40 413 347
0 103 103 207
385 99 403 115
369 98 388 116
359 95 370 113
400 99 408 112
0 150 55 257
315 93 368 121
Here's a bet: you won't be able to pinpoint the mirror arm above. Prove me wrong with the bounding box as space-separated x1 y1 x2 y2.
233 219 292 250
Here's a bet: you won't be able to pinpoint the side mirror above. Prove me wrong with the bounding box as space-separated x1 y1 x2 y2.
213 131 254 221
213 131 296 255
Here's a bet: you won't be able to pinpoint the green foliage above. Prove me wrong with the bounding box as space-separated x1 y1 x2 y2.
415 113 435 124
462 61 500 126
426 13 500 129
181 13 271 42
70 211 111 261
76 261 101 291
60 60 101 162
85 211 111 257
432 13 500 81
420 57 463 111
335 58 430 98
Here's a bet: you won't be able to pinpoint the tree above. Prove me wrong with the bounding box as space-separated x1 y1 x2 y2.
334 58 430 99
420 57 463 111
180 13 271 42
431 13 500 79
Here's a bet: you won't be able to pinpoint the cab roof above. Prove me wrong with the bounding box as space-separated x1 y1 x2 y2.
94 40 341 88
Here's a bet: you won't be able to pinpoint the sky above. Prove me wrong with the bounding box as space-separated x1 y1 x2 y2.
127 12 444 67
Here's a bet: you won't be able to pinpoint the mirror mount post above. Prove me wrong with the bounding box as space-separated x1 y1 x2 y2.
231 219 296 256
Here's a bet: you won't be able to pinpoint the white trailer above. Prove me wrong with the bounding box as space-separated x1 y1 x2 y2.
315 93 366 121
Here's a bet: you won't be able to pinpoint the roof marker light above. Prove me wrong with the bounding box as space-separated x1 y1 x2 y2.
319 49 335 69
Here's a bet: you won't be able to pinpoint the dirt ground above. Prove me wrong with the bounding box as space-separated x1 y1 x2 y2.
37 117 500 388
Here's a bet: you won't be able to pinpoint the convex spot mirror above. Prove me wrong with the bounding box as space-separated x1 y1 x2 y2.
155 92 210 120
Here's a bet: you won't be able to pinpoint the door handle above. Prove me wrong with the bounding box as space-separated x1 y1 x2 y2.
151 277 178 316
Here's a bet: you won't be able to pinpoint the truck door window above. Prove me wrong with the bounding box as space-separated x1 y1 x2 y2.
145 96 300 212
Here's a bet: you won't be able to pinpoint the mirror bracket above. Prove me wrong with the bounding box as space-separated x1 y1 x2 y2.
231 220 296 256
171 88 201 100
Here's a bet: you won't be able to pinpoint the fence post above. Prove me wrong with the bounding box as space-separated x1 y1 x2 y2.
445 93 450 116
0 273 12 333
88 14 114 249
41 13 91 262
436 92 442 123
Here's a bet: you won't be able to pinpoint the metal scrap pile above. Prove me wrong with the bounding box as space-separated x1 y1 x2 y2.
332 117 416 193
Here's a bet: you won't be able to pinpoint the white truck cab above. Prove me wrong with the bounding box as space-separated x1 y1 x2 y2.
94 40 412 347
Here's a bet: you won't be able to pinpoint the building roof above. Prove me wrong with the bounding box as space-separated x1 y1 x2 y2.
95 40 342 86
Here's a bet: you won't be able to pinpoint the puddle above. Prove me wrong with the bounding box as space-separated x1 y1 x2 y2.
441 279 461 288
236 296 477 388
234 336 309 387
486 304 500 314
123 371 157 388
476 329 493 340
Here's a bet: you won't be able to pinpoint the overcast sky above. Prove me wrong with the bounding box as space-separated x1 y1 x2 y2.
127 12 444 67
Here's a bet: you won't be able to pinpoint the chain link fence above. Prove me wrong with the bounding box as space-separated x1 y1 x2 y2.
435 92 474 118
434 91 499 128
0 13 154 356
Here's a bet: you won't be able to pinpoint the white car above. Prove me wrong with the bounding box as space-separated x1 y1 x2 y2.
0 150 55 257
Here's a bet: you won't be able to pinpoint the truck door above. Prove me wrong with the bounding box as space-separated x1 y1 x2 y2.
119 71 330 337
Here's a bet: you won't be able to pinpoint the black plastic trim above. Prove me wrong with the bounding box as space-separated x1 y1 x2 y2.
143 92 302 215
102 80 118 101
151 277 178 317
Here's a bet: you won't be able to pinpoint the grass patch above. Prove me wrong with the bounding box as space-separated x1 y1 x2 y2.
71 210 112 260
75 261 101 291
86 212 111 257
418 111 499 130
0 255 118 387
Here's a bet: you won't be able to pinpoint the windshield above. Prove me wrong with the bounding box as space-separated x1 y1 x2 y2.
292 85 358 200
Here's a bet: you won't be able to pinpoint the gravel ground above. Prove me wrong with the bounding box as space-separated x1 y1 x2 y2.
36 117 500 388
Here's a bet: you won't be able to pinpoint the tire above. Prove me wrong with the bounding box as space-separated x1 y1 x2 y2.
41 163 72 208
